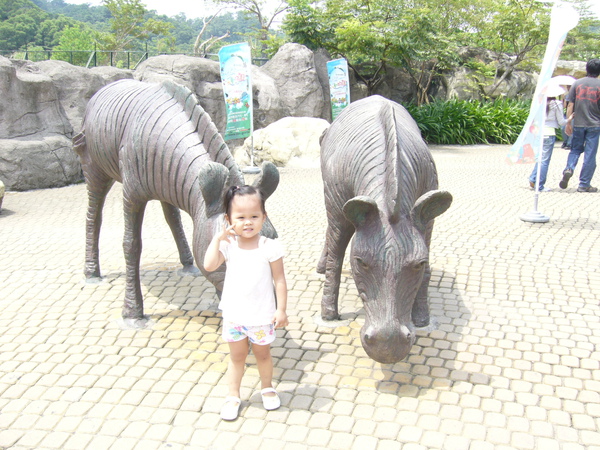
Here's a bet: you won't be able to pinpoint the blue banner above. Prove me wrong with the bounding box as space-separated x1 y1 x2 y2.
219 43 253 141
327 58 350 121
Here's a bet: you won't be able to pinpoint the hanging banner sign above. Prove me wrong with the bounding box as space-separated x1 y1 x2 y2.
327 58 350 120
218 42 253 141
506 3 579 164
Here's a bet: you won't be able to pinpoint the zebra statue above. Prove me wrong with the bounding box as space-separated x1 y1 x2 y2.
73 79 279 327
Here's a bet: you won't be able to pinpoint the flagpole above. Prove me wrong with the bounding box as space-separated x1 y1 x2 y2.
511 3 579 223
520 114 550 223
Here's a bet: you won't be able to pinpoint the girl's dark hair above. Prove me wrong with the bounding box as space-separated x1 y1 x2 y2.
223 185 266 218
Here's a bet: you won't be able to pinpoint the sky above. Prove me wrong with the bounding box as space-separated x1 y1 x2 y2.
64 0 281 20
65 0 600 21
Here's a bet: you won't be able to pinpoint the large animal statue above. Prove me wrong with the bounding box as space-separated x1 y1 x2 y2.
317 95 452 363
73 79 279 325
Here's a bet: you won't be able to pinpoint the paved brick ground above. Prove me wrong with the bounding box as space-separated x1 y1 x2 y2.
0 144 598 449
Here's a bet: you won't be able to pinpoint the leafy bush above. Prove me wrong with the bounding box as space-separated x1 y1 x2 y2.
405 99 530 145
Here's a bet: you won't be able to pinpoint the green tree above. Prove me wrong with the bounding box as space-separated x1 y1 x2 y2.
0 0 77 54
51 24 95 65
471 0 551 96
561 1 600 61
100 0 173 51
284 0 460 104
213 0 289 56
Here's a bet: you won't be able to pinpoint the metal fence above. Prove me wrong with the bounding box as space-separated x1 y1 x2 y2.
0 48 268 69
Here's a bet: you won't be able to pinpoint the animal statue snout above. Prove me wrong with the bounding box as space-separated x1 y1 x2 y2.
361 323 415 364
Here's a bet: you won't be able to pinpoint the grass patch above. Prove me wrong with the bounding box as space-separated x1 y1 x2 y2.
405 99 530 145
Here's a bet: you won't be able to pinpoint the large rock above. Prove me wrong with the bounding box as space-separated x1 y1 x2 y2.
36 60 108 131
262 43 325 119
0 136 79 191
313 48 333 122
233 117 329 167
429 47 536 101
90 65 134 84
0 179 4 212
0 57 72 140
554 60 587 79
0 56 81 190
134 55 285 132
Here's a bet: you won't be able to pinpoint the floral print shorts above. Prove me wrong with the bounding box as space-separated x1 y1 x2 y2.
222 321 275 345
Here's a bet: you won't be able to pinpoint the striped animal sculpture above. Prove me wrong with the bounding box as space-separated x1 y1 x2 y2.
73 79 279 325
317 95 452 363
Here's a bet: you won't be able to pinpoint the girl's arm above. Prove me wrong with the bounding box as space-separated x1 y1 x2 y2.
270 257 289 328
552 100 567 127
203 222 234 272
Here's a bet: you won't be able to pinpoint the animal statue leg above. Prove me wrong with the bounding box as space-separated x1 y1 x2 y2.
321 224 354 320
412 223 434 327
122 198 148 320
83 175 115 279
160 202 199 275
316 244 327 274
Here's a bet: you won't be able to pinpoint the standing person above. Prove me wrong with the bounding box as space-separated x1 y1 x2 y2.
561 87 573 149
559 58 600 192
203 185 288 421
529 87 569 192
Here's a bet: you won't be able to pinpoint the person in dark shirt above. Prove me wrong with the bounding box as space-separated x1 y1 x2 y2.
559 59 600 192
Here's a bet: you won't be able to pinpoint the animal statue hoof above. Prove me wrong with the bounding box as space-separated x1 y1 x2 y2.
321 308 340 321
413 318 430 328
178 265 200 277
116 317 154 330
84 275 104 284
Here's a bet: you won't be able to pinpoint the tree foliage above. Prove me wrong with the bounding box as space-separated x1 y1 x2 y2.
212 0 289 56
282 0 597 104
100 0 173 51
51 24 96 65
284 0 462 104
0 0 76 50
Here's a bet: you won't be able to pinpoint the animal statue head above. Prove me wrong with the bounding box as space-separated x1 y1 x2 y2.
343 190 452 363
195 161 280 292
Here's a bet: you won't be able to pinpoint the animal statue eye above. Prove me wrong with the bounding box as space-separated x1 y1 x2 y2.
355 257 369 269
414 259 428 270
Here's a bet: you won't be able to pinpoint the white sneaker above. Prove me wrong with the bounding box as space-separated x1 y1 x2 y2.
540 187 552 192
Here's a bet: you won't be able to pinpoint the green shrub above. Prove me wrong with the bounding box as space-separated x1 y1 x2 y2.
405 99 530 145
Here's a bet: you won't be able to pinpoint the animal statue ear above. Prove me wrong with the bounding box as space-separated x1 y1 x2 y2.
411 190 453 232
252 161 280 200
343 196 379 228
198 162 230 218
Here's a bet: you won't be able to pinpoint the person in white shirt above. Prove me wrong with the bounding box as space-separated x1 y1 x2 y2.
529 87 569 191
204 185 288 421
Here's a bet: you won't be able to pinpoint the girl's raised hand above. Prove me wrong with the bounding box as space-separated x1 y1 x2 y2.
217 220 237 243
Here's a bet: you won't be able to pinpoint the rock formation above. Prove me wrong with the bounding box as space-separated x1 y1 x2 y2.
0 57 79 191
262 43 325 120
234 117 329 168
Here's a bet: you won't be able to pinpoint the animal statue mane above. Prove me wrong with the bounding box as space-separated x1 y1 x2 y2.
160 80 237 175
380 102 401 223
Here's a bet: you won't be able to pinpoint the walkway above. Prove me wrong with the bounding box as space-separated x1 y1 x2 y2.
0 144 598 449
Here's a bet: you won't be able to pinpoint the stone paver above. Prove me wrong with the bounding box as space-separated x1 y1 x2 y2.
0 144 599 449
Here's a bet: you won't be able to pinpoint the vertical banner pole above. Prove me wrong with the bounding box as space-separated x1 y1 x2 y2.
505 4 579 222
218 42 259 174
327 58 351 121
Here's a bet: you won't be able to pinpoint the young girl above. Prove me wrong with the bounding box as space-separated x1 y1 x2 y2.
203 185 288 421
